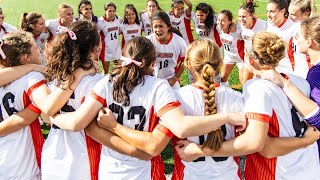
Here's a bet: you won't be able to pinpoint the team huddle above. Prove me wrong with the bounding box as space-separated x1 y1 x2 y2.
0 0 319 179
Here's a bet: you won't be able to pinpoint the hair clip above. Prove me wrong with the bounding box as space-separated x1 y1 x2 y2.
0 39 6 59
120 56 142 67
57 26 77 40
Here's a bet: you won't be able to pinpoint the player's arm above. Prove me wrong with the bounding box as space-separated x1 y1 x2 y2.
259 125 320 158
168 60 184 86
50 96 103 132
85 119 153 160
184 0 192 16
0 104 40 137
0 64 46 87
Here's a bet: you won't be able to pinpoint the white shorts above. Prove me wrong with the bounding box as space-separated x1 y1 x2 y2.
223 57 244 69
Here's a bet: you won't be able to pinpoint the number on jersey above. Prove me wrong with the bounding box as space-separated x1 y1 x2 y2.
159 60 169 70
110 32 118 41
223 44 231 51
0 92 19 123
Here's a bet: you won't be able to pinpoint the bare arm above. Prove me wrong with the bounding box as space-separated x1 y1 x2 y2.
85 119 153 160
168 62 185 86
183 0 192 16
0 106 39 137
0 64 45 86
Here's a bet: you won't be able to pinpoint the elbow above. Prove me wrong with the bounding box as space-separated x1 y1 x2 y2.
249 142 265 153
259 151 276 159
171 128 188 139
147 144 163 157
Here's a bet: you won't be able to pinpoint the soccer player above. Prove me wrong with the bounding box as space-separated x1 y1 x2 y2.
98 2 121 74
76 0 98 23
141 0 162 36
148 11 187 89
0 8 18 39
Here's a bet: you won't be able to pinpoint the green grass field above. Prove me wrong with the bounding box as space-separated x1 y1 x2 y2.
0 0 273 175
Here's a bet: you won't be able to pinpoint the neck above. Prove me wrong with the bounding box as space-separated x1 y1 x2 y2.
308 49 320 66
81 15 91 21
159 32 171 43
33 30 41 36
274 17 285 27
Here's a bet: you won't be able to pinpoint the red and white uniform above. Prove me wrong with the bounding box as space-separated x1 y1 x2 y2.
120 22 142 48
167 10 194 45
147 33 187 89
191 13 222 47
0 72 45 180
288 23 310 79
172 84 243 180
0 23 18 38
91 75 179 180
141 12 152 36
240 18 267 53
34 32 51 65
218 24 244 68
45 18 76 37
243 75 319 180
41 74 103 180
97 17 122 61
267 18 297 74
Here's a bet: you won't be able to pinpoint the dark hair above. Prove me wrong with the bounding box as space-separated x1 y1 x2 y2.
19 12 43 32
195 3 215 31
147 0 163 12
268 0 289 18
123 4 140 25
46 21 100 89
110 36 156 106
0 32 34 67
151 11 183 37
171 0 184 8
240 0 259 14
78 0 91 16
103 2 118 19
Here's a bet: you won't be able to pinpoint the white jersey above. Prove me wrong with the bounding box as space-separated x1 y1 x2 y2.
218 23 244 66
45 18 76 37
140 12 152 36
167 10 194 45
41 74 103 180
147 33 186 86
191 13 222 47
34 31 51 65
97 17 122 61
240 18 267 53
120 22 142 48
91 75 179 180
243 75 319 180
267 18 297 74
172 84 243 180
0 23 18 38
0 72 45 180
288 23 310 79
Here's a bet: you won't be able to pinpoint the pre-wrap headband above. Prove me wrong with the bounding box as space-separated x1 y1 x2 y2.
57 26 77 40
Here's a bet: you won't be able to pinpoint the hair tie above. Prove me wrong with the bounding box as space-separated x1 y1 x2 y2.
57 26 77 40
0 39 6 59
120 56 142 67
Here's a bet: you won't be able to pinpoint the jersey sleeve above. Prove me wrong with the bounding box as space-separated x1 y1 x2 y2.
26 72 46 96
243 82 272 122
91 76 108 106
179 37 187 60
154 80 180 117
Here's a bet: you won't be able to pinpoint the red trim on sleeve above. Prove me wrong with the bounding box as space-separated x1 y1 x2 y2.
246 112 270 123
155 123 174 138
27 103 41 115
237 39 245 61
91 92 107 106
27 80 46 96
157 101 181 117
99 31 106 62
287 37 295 71
214 26 222 47
184 17 194 44
121 31 125 49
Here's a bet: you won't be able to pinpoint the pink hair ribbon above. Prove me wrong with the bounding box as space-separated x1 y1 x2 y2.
57 26 77 40
120 56 142 67
0 39 6 59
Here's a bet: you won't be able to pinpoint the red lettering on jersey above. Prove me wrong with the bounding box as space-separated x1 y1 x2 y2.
127 29 139 34
172 21 180 26
221 38 232 45
107 26 119 31
157 53 174 58
146 24 151 28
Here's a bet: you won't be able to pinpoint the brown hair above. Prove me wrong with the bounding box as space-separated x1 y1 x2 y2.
19 12 43 32
268 0 289 18
58 3 73 18
45 21 99 89
290 0 316 17
185 38 224 150
250 32 285 67
110 36 156 106
0 32 34 67
300 16 320 47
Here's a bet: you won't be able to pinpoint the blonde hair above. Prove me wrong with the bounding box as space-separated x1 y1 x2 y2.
290 0 316 17
58 3 73 17
250 32 285 68
185 39 224 150
300 16 320 47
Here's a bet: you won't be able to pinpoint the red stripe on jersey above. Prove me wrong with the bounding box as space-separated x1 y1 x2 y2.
246 112 271 123
26 80 46 96
214 26 222 47
148 106 166 180
184 17 194 44
174 55 183 74
155 123 174 138
23 92 44 169
156 101 181 117
27 103 41 114
157 33 173 45
245 110 279 180
85 133 102 180
288 37 295 71
91 92 107 106
237 40 245 60
171 136 185 180
306 55 311 68
250 18 257 29
99 31 106 62
278 18 288 28
121 31 125 49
